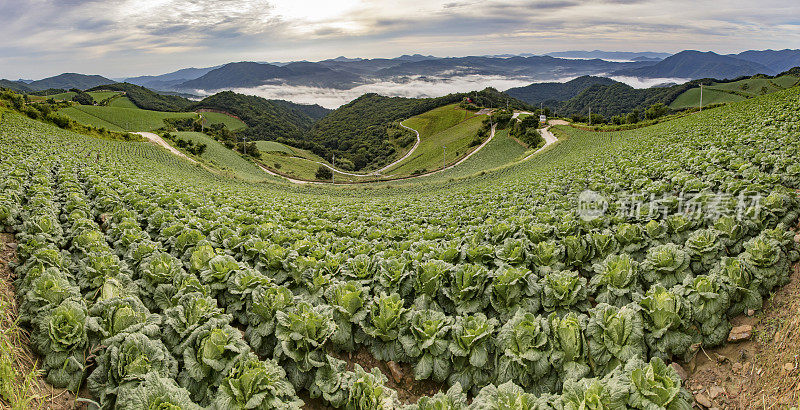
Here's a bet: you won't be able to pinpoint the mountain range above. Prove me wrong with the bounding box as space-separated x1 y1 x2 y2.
2 49 800 104
611 50 774 79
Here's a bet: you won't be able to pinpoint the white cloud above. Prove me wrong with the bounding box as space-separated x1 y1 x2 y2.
1 0 800 78
206 75 534 108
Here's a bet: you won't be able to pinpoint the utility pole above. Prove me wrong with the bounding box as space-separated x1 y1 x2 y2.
588 107 592 125
443 145 446 170
332 154 335 185
242 136 247 156
699 84 703 112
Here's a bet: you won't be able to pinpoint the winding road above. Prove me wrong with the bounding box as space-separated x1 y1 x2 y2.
521 120 563 161
136 112 563 185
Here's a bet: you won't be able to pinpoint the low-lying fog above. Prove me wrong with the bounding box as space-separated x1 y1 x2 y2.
193 75 690 109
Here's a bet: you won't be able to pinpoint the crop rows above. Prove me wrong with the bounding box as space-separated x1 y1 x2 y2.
1 87 800 408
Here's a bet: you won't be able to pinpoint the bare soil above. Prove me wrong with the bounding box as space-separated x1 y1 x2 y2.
327 347 445 404
686 249 800 408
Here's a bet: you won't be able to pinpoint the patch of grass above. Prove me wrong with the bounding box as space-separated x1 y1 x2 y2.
385 107 483 176
173 131 267 182
87 91 122 103
255 140 297 155
199 112 247 131
771 75 800 88
42 92 76 101
669 87 746 110
107 96 139 109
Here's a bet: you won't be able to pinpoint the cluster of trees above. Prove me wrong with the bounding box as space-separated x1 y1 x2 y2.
161 132 208 156
315 165 333 180
188 91 327 156
70 89 94 105
571 103 672 126
510 115 545 148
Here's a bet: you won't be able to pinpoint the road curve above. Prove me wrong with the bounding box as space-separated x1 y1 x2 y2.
520 119 565 161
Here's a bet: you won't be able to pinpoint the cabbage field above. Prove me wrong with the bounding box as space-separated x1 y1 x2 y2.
1 86 800 409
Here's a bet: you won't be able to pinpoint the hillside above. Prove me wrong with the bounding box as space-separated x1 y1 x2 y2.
556 81 693 117
307 88 531 171
178 61 361 90
612 50 773 79
0 79 32 93
125 66 219 90
3 84 800 408
732 49 800 73
188 91 329 144
25 73 116 91
87 83 193 112
505 76 618 105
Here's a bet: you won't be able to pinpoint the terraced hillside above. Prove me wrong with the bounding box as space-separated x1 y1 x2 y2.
1 86 799 408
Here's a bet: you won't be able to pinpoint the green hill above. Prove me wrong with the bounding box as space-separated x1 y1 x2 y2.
0 79 32 93
26 73 115 91
308 88 531 171
188 91 329 147
87 83 193 112
505 76 618 106
2 83 800 407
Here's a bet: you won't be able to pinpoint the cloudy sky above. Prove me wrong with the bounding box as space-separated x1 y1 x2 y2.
2 0 800 79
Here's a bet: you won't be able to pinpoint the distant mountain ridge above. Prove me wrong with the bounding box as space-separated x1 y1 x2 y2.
612 50 773 79
125 66 219 90
178 61 362 90
546 50 671 61
731 49 800 73
25 73 116 91
505 76 618 105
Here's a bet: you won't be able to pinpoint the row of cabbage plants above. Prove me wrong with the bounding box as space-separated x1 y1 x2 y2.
1 87 799 408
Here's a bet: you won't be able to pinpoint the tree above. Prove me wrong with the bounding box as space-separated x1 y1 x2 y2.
71 90 94 106
627 110 639 124
316 166 333 181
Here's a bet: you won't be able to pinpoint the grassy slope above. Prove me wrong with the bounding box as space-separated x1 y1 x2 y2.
414 128 529 181
255 140 296 155
670 75 799 110
59 106 196 131
44 92 76 100
172 131 267 182
87 91 122 103
669 87 745 110
771 75 800 88
199 112 247 131
384 104 483 176
260 152 324 181
108 96 139 109
58 106 241 132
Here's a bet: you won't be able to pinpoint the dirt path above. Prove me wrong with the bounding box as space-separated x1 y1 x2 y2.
371 122 421 174
412 123 497 177
520 120 563 161
134 132 197 163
